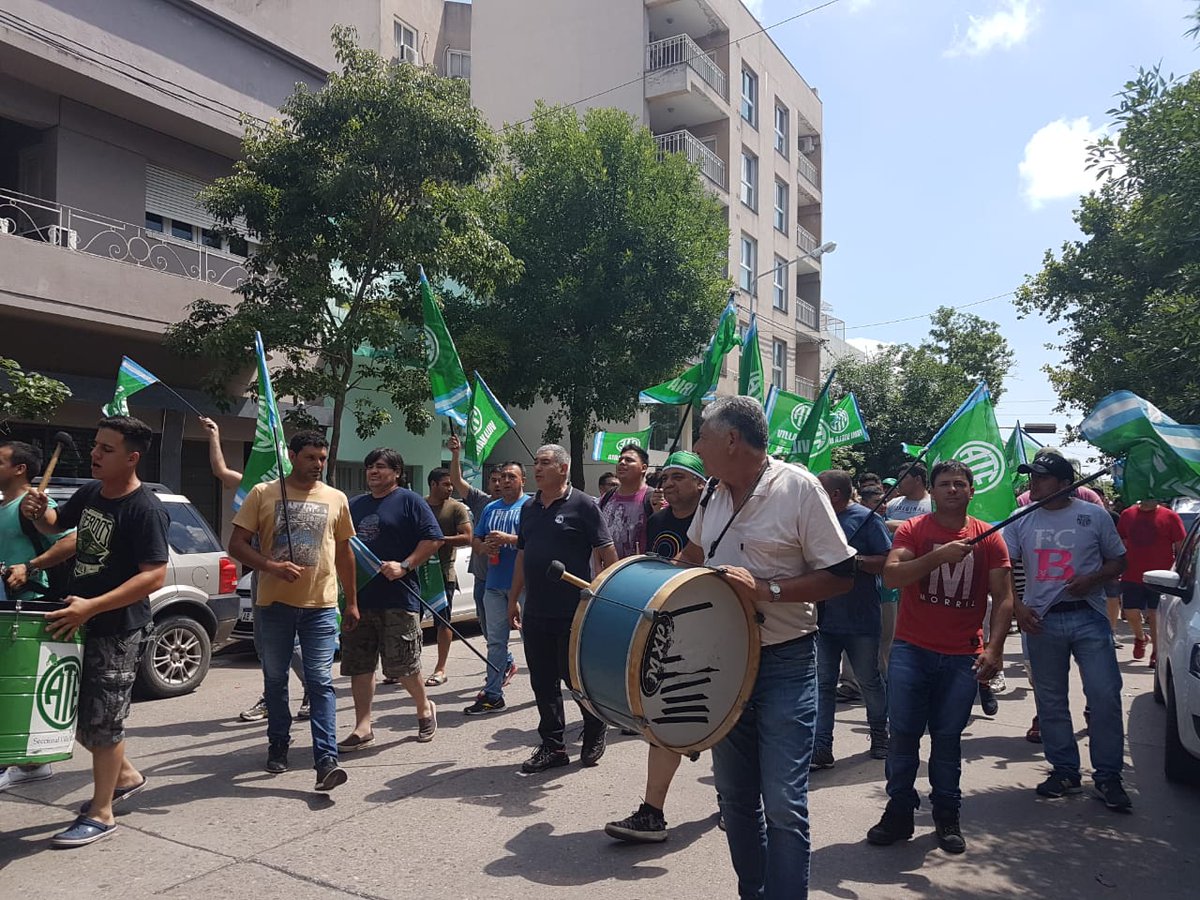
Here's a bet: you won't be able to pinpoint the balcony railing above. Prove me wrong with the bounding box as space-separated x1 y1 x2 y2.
821 313 846 341
797 154 820 190
646 34 729 101
797 300 819 330
0 188 248 289
796 224 819 255
794 375 816 399
655 130 727 189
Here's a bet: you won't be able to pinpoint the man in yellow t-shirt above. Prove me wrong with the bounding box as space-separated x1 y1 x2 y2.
230 431 358 792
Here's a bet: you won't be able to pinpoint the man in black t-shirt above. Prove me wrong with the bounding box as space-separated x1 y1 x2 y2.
22 416 169 848
606 450 710 844
508 444 616 774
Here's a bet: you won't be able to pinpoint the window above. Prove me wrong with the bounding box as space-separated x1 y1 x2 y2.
394 19 418 64
740 151 758 210
771 338 788 388
445 49 471 79
739 235 757 294
201 228 222 249
773 179 788 234
772 256 788 312
163 502 221 554
171 220 196 242
741 67 758 127
774 102 789 157
145 213 164 233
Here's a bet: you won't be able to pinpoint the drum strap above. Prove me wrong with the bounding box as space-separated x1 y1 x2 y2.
705 459 770 562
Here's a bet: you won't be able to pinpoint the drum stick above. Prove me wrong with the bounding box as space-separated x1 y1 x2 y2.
38 432 76 491
547 560 591 591
965 467 1110 545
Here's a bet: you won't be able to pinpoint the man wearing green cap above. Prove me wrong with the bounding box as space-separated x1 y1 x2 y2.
605 450 708 843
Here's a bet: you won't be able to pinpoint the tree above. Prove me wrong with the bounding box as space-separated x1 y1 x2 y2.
451 104 729 483
1016 68 1200 423
827 307 1014 477
0 357 71 428
165 28 517 477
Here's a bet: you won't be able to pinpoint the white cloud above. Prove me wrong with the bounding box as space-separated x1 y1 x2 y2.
1018 116 1113 209
945 1 1037 58
847 337 892 357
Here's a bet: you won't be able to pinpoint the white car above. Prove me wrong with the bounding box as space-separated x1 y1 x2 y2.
1145 518 1200 784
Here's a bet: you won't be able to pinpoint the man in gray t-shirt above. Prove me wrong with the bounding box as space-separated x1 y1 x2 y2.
1003 450 1130 810
885 462 932 533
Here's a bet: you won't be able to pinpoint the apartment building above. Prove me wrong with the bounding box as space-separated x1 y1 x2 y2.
0 0 472 534
471 0 828 467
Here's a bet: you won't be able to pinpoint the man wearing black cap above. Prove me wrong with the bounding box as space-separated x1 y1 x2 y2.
1004 450 1130 811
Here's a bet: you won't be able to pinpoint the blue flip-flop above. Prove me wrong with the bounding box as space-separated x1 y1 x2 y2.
51 815 118 848
80 776 148 815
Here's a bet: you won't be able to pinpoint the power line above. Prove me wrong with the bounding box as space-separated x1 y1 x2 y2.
842 291 1014 331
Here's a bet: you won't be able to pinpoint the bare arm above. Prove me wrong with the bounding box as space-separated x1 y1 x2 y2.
883 542 972 589
334 539 357 609
381 538 443 579
443 521 473 550
200 417 243 490
46 561 167 640
975 566 1015 680
447 434 472 498
594 543 618 573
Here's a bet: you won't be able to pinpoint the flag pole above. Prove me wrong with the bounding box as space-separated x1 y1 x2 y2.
668 403 693 454
267 403 295 564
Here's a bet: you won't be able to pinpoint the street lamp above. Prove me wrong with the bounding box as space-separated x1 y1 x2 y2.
756 240 837 284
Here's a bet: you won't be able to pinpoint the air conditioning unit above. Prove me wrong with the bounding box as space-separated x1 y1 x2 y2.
798 136 816 155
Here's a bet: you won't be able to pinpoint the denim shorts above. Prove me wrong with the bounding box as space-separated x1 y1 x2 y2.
76 625 152 748
339 608 423 678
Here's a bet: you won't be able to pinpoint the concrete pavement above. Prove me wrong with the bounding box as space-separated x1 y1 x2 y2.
2 631 1198 899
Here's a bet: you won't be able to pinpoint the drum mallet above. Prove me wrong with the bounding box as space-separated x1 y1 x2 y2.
38 431 76 490
547 560 591 592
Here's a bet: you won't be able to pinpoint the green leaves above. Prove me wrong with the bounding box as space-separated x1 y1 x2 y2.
0 357 71 428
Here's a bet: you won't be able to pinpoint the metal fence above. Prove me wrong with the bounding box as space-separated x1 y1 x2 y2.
655 130 728 189
646 34 729 100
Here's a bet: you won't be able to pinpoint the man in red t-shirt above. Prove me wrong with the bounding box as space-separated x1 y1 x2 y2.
1117 499 1186 667
867 460 1013 856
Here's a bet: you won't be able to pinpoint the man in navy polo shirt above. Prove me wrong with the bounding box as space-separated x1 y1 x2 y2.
509 444 617 774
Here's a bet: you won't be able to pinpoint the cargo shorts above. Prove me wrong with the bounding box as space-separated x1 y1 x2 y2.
76 625 152 749
339 608 423 679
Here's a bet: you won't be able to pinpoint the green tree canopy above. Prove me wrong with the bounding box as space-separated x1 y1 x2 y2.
1016 67 1200 422
827 307 1014 477
0 357 71 428
453 104 730 482
165 27 517 475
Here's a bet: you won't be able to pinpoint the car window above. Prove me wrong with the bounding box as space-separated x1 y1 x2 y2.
1176 520 1200 592
164 502 221 554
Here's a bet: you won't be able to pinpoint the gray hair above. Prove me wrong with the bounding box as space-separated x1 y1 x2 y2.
702 396 768 451
535 444 570 467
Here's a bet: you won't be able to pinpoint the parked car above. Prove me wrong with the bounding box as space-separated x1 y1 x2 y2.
44 479 239 699
1144 516 1200 784
1170 496 1200 534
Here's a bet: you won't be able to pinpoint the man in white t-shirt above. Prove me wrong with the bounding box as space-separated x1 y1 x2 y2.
885 462 932 532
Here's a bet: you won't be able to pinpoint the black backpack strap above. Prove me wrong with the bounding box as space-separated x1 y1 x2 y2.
699 478 719 510
599 488 615 509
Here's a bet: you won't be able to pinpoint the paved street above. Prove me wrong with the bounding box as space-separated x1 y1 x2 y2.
3 630 1199 900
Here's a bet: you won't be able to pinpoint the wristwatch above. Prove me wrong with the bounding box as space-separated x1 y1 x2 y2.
25 563 41 579
767 580 782 602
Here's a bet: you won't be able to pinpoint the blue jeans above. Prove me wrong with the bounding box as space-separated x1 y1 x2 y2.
258 603 339 768
1025 606 1124 783
482 587 517 700
712 635 817 900
816 631 887 751
885 640 978 813
475 580 513 677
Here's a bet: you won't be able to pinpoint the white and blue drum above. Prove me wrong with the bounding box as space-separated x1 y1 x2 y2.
569 555 760 754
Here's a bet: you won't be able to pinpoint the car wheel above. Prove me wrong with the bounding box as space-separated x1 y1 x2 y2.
1153 666 1166 705
1164 677 1200 785
137 615 212 699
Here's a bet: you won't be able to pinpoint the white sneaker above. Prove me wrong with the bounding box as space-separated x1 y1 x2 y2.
0 763 53 791
989 672 1007 694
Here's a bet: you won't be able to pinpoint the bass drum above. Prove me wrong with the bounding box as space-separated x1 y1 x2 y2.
569 555 760 755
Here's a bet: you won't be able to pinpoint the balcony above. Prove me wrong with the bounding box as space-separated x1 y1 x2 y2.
645 34 729 132
797 154 822 205
796 224 819 256
794 375 816 399
797 300 819 331
655 130 727 191
0 189 248 289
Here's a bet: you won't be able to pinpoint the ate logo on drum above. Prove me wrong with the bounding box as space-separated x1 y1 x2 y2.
37 654 81 730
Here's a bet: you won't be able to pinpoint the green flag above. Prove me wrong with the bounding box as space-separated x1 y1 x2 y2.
102 357 159 416
1004 421 1041 490
639 362 711 406
925 382 1016 522
234 332 292 511
826 394 870 449
465 372 515 471
763 386 814 456
791 370 835 471
419 266 471 426
900 442 926 458
639 296 740 406
591 428 653 464
1081 391 1200 501
738 313 765 405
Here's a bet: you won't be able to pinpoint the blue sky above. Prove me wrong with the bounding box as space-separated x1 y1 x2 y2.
751 0 1199 457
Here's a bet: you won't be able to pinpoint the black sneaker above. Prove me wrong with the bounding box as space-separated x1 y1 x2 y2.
239 696 268 722
521 744 570 774
315 760 347 792
1036 772 1083 798
1095 779 1132 812
605 802 667 843
464 696 506 715
265 741 290 774
867 799 915 845
810 746 835 770
869 728 889 760
580 729 607 767
932 809 966 854
978 683 999 717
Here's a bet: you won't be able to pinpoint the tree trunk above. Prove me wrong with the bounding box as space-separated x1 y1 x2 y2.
569 421 586 489
327 387 346 486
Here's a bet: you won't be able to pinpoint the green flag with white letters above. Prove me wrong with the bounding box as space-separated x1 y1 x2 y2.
738 314 765 405
591 428 653 464
464 372 515 472
925 382 1016 522
420 267 471 426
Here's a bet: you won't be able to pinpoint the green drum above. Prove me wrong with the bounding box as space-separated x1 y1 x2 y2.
0 597 84 766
